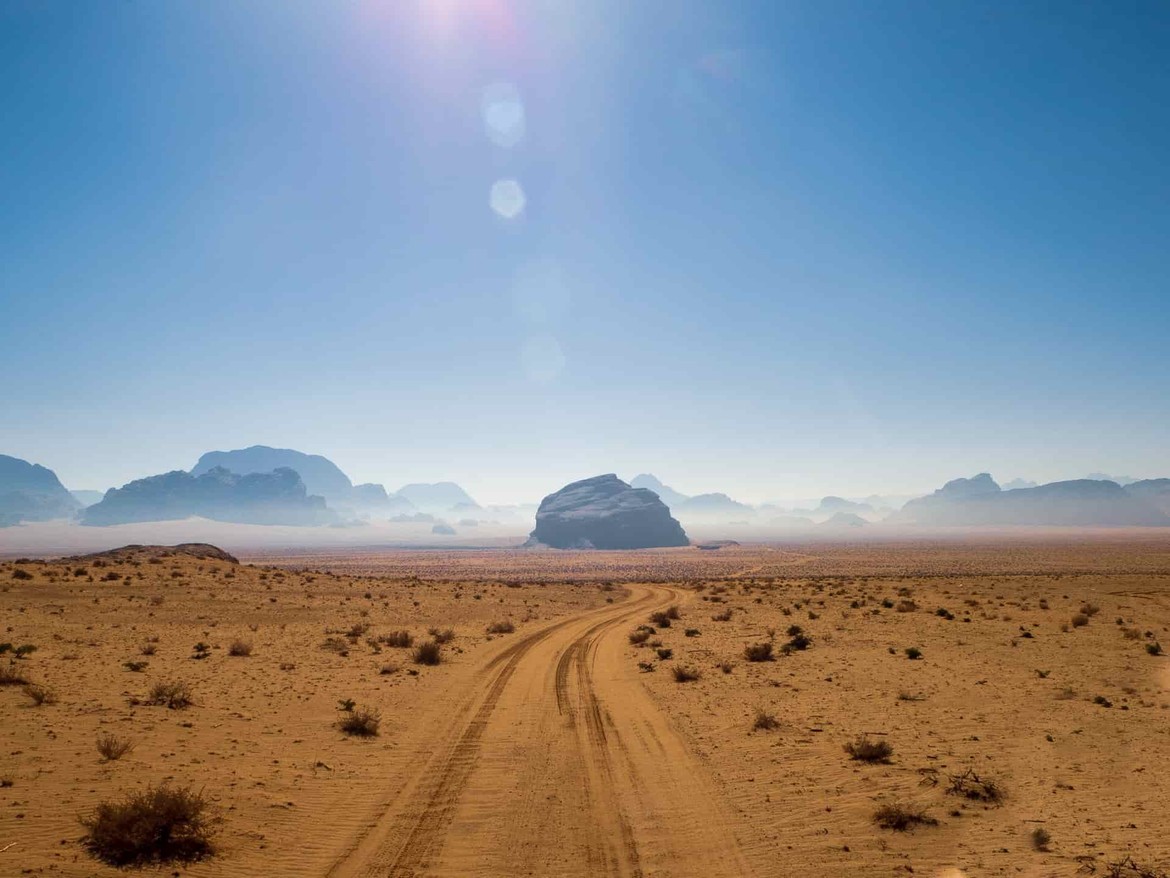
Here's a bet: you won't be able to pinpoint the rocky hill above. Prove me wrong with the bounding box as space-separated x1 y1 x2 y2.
82 467 335 526
192 446 353 499
0 454 80 525
527 474 689 549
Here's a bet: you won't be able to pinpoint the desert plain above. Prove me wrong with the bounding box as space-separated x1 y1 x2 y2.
2 534 1169 877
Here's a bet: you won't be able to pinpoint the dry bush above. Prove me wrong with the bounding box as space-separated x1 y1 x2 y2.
1080 603 1100 617
321 636 350 656
338 706 381 737
753 707 780 731
429 628 455 644
844 735 893 763
146 681 193 709
23 683 58 706
12 568 34 580
873 802 937 831
744 641 774 662
379 663 398 676
712 608 733 622
140 642 157 656
655 647 673 660
946 768 1004 803
227 639 252 657
97 732 135 762
1071 613 1090 628
1103 856 1170 878
0 662 29 686
664 605 681 620
629 627 653 645
649 611 672 628
1147 642 1164 656
486 620 515 634
672 665 701 682
80 783 217 866
1030 827 1051 851
785 632 813 651
379 630 413 648
412 640 442 665
895 600 918 613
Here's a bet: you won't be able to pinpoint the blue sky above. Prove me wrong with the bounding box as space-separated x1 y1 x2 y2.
2 0 1168 504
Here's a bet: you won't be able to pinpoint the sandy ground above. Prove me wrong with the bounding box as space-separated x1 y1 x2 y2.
2 538 1169 877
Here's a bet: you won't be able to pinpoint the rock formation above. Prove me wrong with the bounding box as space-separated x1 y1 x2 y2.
82 467 335 526
628 474 690 509
192 446 353 500
395 482 477 514
527 474 689 549
0 454 80 525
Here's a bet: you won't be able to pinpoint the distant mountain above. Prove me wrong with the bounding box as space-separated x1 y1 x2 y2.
347 483 415 515
819 512 868 528
527 474 689 549
1001 478 1038 491
70 490 106 508
815 496 874 515
1124 479 1170 516
82 467 336 526
396 482 476 513
628 474 690 509
1086 472 1138 486
192 446 353 499
0 454 80 525
674 492 754 521
896 474 1167 526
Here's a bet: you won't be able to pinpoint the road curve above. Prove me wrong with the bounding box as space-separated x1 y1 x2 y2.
326 584 751 878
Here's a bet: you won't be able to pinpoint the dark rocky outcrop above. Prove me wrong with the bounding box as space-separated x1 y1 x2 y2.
896 475 1168 526
192 446 353 500
82 467 335 526
68 544 239 564
527 474 689 549
0 454 80 525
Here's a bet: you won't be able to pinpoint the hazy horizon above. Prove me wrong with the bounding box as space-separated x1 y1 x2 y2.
3 2 1168 507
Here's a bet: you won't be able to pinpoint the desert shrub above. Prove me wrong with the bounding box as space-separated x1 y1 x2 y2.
0 662 28 686
873 802 937 831
413 640 442 665
905 647 923 660
946 768 1004 803
684 628 700 637
655 647 673 660
753 707 780 731
337 698 356 712
146 681 193 709
1093 694 1113 707
786 632 813 651
712 608 732 622
141 642 157 656
1080 603 1100 617
664 605 681 620
744 642 774 662
227 640 252 657
339 706 381 737
936 607 955 620
649 611 672 628
486 620 515 634
80 783 217 866
429 628 455 644
672 665 701 682
629 627 653 645
718 661 734 674
191 642 211 660
23 683 57 706
379 630 413 648
124 660 148 672
637 661 655 672
322 636 350 656
379 663 398 675
12 568 33 580
1030 827 1051 851
1071 614 1089 628
844 735 893 763
13 644 36 659
1147 642 1164 656
895 600 918 613
346 622 370 640
97 732 135 762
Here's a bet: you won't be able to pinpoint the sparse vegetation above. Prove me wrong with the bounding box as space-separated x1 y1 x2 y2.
97 732 135 762
339 706 381 737
672 665 701 682
413 640 442 665
379 630 413 648
946 768 1005 803
486 619 515 634
629 627 653 645
844 735 893 763
905 646 923 660
146 680 193 709
227 639 253 657
744 641 774 662
0 662 29 686
753 707 779 731
1030 827 1051 851
23 682 57 705
81 783 217 866
873 802 937 831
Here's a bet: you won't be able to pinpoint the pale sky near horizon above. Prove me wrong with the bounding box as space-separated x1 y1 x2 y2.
2 1 1168 505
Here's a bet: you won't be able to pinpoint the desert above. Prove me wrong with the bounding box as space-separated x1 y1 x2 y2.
3 536 1169 877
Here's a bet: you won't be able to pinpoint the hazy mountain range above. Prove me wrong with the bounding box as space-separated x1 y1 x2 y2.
2 447 1168 532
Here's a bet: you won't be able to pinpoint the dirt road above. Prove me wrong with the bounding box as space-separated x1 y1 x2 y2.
327 585 751 878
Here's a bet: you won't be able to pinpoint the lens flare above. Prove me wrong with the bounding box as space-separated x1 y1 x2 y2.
481 81 525 148
490 179 526 219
